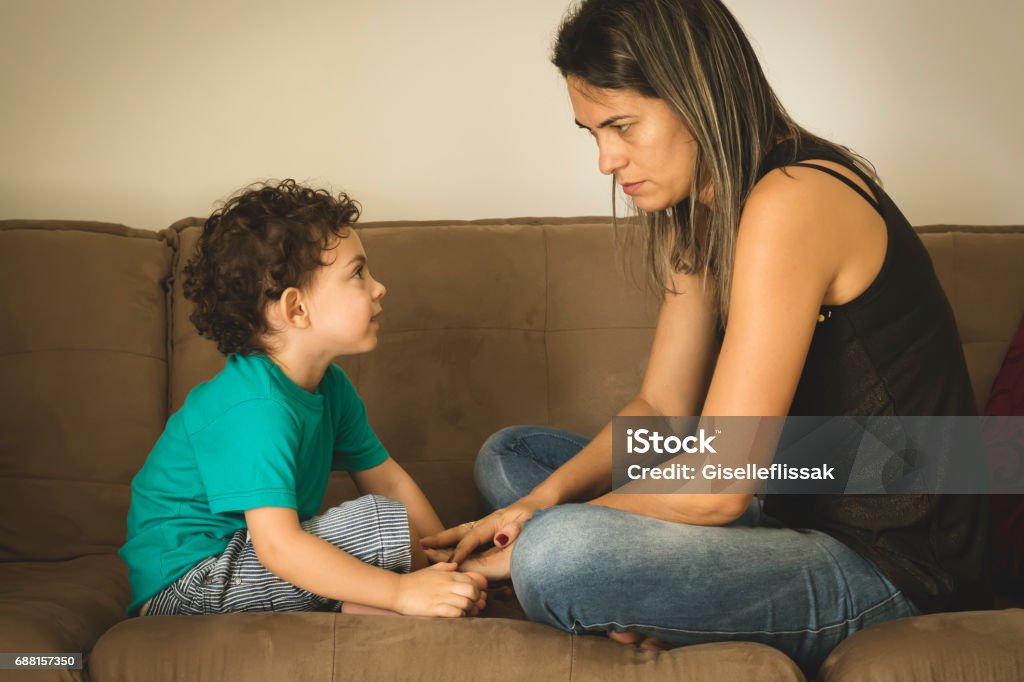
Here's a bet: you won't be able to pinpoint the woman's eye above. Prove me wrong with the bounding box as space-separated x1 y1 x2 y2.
616 123 632 134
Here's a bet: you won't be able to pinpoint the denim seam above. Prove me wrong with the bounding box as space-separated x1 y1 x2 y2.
571 590 907 638
809 529 860 624
516 432 590 458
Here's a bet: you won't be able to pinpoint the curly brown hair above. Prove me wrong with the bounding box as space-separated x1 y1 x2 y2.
182 179 361 355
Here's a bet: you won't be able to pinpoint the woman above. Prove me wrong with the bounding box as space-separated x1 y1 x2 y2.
423 0 989 674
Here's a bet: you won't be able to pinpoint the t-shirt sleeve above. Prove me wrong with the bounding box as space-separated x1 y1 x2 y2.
326 365 390 472
190 399 301 513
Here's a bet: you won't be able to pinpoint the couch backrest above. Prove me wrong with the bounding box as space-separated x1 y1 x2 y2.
917 226 1024 410
0 222 172 561
1 219 1022 559
166 219 1024 526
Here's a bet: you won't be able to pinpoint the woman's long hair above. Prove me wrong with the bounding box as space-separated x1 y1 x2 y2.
553 0 877 326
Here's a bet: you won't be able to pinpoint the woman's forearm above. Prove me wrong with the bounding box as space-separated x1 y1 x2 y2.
526 396 751 526
525 395 664 508
589 491 749 526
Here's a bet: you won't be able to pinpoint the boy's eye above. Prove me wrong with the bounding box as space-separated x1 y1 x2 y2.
353 266 364 279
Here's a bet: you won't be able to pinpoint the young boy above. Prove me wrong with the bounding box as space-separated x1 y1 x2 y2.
119 180 485 618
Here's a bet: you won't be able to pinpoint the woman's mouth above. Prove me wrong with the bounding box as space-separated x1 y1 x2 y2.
621 181 645 196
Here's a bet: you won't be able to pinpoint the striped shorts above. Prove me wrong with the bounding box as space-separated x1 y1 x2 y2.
142 494 411 616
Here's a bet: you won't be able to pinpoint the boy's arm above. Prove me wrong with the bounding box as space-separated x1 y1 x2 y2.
244 506 478 616
348 458 445 538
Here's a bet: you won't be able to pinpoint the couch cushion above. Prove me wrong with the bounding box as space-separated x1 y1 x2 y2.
817 609 1024 681
89 613 805 681
984 314 1024 591
545 223 658 437
919 226 1024 408
0 221 171 561
0 553 128 680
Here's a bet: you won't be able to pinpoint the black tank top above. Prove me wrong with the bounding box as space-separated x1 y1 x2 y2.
757 139 990 613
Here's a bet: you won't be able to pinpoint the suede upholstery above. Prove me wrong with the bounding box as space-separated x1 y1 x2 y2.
0 217 1021 681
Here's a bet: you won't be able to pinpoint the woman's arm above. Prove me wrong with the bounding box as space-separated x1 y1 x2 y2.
524 268 721 510
522 261 738 522
620 167 844 522
537 167 845 524
429 266 726 560
349 458 445 538
433 167 852 561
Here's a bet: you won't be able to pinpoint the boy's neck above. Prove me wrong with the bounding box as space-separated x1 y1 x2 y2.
263 346 332 393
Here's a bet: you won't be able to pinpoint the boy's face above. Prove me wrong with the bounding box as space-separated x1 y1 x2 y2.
303 230 386 355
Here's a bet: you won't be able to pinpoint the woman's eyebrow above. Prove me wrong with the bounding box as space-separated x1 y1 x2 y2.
574 115 630 130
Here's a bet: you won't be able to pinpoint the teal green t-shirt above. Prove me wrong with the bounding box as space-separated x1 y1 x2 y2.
119 353 389 615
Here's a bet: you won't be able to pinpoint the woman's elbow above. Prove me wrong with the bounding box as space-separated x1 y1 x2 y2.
678 493 752 526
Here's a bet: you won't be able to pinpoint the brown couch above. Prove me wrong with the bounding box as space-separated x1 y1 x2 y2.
1 217 1022 682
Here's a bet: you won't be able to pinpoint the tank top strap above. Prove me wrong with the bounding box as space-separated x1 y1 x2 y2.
789 162 883 218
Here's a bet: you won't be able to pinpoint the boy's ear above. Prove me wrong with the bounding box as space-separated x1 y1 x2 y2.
276 287 311 329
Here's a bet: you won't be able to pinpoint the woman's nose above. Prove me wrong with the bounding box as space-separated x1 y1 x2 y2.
597 141 625 176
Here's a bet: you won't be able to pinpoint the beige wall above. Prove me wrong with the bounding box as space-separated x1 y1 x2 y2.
0 0 1021 229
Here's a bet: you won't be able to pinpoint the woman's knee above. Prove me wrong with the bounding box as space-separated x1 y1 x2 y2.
511 505 607 628
473 425 536 509
475 426 525 474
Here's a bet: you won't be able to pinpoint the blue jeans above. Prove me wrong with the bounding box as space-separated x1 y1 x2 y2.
475 426 920 677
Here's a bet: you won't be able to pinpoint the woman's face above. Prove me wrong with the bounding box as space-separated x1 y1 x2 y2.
567 76 700 211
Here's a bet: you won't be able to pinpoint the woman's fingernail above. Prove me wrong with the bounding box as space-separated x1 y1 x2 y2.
495 534 509 546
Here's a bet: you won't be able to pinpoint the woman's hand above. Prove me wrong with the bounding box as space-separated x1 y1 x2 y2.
421 497 546 564
424 542 514 582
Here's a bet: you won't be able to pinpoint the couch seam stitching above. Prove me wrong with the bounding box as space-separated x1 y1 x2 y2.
568 633 576 682
0 476 130 486
543 226 552 426
0 348 167 361
331 612 337 681
166 226 182 417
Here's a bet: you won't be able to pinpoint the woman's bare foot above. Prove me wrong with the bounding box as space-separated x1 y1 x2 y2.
457 544 513 582
607 629 668 652
424 543 514 583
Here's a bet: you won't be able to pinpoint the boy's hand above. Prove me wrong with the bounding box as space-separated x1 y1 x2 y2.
392 563 488 617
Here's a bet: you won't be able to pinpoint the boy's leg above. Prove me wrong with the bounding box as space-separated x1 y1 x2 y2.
510 504 919 678
144 494 412 615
